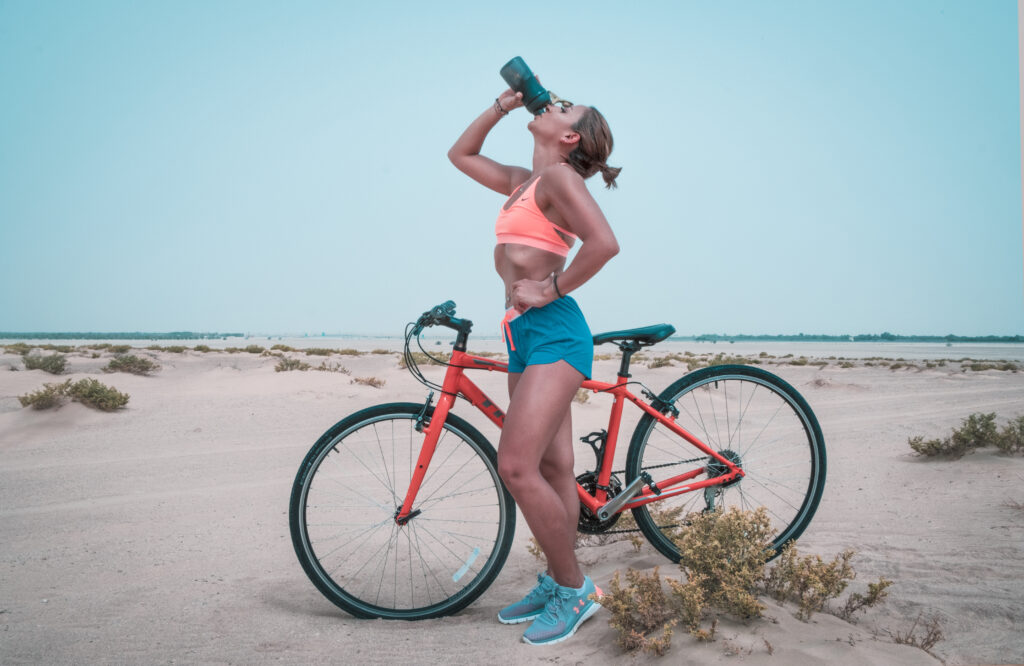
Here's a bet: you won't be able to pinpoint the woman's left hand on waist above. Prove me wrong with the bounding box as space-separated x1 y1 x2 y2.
509 274 557 312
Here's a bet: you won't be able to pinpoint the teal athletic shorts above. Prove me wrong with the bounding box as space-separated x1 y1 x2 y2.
503 296 593 379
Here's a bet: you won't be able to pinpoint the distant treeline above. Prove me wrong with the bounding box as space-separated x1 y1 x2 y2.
0 332 245 340
688 333 1024 343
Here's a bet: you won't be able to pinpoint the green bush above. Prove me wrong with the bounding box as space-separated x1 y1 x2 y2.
109 344 132 354
18 380 72 410
23 353 67 374
995 415 1024 454
909 412 1002 458
104 354 160 375
18 378 129 411
66 378 130 410
951 412 998 449
4 343 33 355
244 345 265 354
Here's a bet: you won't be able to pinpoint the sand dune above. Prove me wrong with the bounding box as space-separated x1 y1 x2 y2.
1 343 1023 664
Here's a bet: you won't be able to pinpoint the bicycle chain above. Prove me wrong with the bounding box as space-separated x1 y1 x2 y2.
609 455 707 477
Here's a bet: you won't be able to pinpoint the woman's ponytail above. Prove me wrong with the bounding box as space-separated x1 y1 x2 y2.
568 107 621 189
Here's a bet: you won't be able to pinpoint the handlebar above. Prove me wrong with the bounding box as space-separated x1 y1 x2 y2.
411 300 473 338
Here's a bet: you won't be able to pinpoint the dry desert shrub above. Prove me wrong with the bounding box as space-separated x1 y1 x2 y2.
315 360 350 374
104 354 160 376
602 567 678 655
762 543 867 620
399 351 450 368
148 344 187 353
352 376 385 388
275 358 311 372
602 507 895 656
672 507 774 624
887 612 944 654
602 507 773 653
22 353 67 375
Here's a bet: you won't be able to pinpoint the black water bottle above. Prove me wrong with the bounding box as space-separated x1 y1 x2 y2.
500 56 552 115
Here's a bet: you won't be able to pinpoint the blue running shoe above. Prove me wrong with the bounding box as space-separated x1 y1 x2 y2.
497 573 556 624
522 576 602 645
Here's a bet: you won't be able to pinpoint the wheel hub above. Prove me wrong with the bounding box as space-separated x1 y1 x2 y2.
706 449 743 487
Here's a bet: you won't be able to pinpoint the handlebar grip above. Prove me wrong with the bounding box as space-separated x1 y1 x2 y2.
415 300 458 333
430 300 457 321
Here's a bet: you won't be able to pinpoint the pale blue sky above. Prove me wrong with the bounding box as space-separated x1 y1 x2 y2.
1 1 1021 336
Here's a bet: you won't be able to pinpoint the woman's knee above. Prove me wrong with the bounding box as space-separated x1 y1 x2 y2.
497 449 531 490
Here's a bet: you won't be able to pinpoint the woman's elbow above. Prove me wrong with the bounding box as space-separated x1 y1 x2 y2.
602 238 620 261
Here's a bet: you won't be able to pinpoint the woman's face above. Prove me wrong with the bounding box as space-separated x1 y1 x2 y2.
528 103 588 142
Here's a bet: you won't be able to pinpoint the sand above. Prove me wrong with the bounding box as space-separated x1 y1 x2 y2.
1 342 1023 665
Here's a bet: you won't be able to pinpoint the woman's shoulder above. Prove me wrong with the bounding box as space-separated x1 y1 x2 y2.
538 163 583 190
537 162 586 199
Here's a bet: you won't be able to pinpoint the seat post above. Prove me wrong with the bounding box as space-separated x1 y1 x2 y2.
616 341 641 378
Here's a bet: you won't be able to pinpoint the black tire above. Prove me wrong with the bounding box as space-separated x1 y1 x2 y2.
626 365 826 561
289 402 516 620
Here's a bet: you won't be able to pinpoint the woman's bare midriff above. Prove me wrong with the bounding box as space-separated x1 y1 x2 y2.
495 243 566 308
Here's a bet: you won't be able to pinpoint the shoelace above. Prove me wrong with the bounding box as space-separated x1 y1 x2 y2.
522 575 554 604
538 586 578 623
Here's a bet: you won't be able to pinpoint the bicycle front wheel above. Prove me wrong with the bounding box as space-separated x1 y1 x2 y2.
289 402 516 620
626 365 826 561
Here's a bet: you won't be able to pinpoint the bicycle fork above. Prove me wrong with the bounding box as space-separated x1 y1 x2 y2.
394 391 456 525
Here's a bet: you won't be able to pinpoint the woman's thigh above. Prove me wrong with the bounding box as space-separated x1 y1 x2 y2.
500 360 583 465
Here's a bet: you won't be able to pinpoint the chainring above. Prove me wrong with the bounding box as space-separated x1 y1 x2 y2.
576 471 624 534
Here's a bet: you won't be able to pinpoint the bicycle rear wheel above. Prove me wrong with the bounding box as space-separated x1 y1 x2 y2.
289 402 515 620
626 365 826 561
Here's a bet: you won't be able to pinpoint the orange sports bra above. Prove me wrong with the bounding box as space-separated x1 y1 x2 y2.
495 177 577 257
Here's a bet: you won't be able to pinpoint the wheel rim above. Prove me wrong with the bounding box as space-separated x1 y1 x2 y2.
297 414 509 616
633 372 822 554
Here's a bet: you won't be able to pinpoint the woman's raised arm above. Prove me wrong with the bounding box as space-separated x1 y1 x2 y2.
448 90 530 195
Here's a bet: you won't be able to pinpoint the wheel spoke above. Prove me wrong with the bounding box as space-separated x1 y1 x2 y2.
291 407 514 619
627 368 825 562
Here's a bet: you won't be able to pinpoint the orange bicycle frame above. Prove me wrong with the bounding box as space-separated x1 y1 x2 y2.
395 349 744 523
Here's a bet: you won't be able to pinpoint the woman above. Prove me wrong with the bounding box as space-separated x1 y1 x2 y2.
448 85 621 645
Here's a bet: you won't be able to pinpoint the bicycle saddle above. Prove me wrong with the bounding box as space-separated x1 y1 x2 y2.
592 324 676 347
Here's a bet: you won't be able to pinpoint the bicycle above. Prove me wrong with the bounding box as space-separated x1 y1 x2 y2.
289 301 826 620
